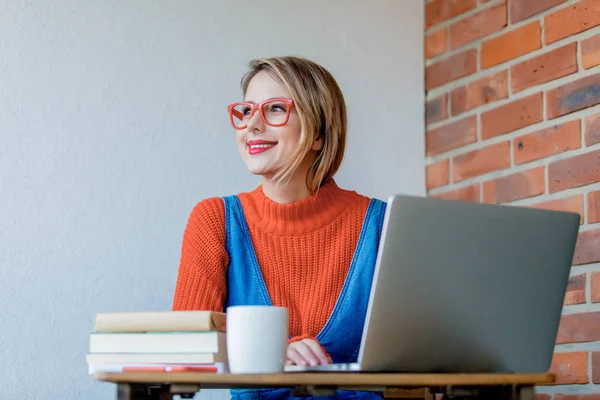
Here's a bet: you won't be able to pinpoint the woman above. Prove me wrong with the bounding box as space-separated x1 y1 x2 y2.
173 56 386 399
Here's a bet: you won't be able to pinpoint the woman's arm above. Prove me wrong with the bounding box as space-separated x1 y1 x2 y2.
172 197 229 311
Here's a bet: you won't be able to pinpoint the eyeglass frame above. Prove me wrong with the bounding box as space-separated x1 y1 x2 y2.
227 98 295 130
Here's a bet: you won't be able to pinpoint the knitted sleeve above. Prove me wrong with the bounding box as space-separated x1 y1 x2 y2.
172 197 229 312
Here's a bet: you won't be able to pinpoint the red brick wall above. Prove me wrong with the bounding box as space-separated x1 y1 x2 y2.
424 0 600 396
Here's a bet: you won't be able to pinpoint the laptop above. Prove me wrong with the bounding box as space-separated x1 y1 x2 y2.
285 194 580 373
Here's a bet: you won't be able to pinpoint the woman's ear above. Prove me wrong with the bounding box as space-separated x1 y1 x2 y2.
311 135 324 151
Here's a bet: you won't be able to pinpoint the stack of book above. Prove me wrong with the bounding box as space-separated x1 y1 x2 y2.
87 310 227 374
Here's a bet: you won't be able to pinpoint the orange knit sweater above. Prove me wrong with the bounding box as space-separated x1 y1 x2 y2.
172 180 371 338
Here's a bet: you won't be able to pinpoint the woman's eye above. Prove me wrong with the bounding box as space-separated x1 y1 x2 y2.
241 106 252 116
269 103 286 112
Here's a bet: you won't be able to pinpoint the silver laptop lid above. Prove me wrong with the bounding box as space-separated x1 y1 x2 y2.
357 195 580 373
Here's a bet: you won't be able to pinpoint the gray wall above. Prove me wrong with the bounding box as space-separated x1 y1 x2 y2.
0 1 424 398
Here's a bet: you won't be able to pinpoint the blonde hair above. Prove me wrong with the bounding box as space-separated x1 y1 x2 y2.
240 56 347 194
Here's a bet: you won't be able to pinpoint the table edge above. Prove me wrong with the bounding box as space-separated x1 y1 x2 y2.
93 372 556 387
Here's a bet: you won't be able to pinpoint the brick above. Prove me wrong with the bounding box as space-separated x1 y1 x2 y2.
511 0 568 23
555 395 600 400
426 159 450 190
481 21 542 69
592 272 600 302
536 395 551 400
482 166 545 204
431 183 480 202
573 229 600 265
510 43 578 93
546 72 600 119
564 273 586 305
531 195 584 225
453 142 510 182
557 312 600 343
426 94 449 125
514 120 581 165
582 34 600 69
587 190 600 223
481 93 543 140
549 149 600 192
545 0 600 45
426 116 477 156
426 28 447 59
451 70 508 116
549 352 589 384
586 113 600 146
426 49 478 90
594 352 600 383
425 0 477 28
449 3 507 50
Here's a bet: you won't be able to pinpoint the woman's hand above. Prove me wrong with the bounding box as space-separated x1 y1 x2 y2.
285 338 332 366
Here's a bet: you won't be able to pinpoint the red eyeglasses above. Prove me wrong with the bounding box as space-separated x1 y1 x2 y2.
227 98 295 130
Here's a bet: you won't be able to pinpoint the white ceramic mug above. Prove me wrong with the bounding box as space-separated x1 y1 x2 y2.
226 305 288 374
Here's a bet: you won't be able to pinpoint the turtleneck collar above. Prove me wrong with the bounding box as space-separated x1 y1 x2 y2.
237 179 361 236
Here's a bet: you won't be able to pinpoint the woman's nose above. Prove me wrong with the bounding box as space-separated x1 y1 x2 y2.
246 110 265 133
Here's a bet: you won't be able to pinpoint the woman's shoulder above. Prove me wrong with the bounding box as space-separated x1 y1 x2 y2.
185 196 227 235
333 181 386 207
187 190 255 227
190 196 225 217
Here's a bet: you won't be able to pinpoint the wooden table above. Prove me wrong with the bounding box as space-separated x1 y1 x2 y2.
94 371 554 400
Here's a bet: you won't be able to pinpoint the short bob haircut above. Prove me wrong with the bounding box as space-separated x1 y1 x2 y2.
240 56 347 194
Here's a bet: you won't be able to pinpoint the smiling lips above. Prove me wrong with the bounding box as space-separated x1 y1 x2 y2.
247 140 277 155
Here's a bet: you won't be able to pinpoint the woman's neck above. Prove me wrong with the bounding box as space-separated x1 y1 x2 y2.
238 178 360 236
261 175 311 204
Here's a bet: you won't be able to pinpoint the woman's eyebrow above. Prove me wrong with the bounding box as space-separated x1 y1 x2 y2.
243 97 289 104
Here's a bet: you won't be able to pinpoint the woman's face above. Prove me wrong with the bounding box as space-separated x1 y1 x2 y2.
236 71 305 179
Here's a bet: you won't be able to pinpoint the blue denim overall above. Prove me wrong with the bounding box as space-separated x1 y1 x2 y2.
223 195 386 400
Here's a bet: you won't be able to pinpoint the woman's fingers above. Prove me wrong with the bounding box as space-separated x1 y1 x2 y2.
286 339 331 366
302 339 331 365
285 345 304 366
292 341 320 366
